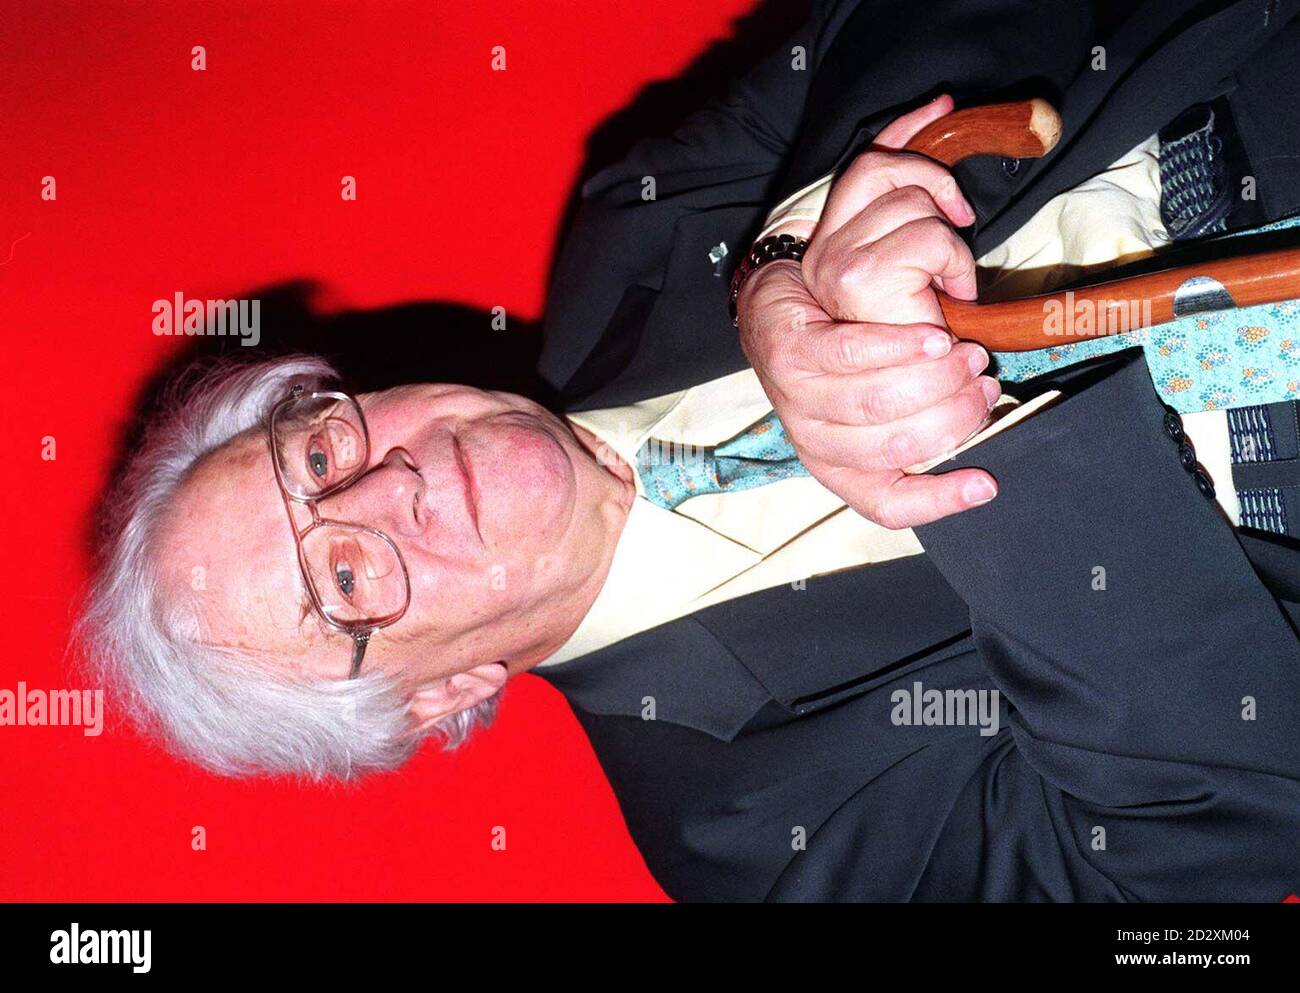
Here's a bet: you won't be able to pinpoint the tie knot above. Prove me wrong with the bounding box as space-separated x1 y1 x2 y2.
633 411 809 510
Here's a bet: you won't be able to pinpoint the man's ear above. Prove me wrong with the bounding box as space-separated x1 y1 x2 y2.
407 662 508 735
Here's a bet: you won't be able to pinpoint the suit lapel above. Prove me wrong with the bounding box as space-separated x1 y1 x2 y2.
535 612 772 742
542 548 974 739
690 552 972 714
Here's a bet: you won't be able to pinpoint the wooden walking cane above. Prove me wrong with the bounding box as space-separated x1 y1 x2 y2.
904 99 1300 351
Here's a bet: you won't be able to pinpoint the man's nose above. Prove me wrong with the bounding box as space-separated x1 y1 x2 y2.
318 449 423 536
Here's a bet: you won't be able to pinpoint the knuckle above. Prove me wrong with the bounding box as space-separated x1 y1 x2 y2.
957 386 992 426
835 331 865 371
832 259 861 294
895 185 933 211
839 250 879 289
825 265 867 313
913 215 949 241
859 385 892 424
851 149 890 175
876 330 911 363
883 429 917 469
872 502 910 531
939 347 973 384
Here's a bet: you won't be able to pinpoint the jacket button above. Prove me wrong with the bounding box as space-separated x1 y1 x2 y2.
1193 466 1216 499
1178 438 1198 471
1001 157 1021 178
1163 410 1184 442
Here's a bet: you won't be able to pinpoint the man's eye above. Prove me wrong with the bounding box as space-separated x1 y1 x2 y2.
309 447 329 479
335 563 356 597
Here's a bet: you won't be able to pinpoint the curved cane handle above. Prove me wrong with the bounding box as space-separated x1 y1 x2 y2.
904 98 1062 167
903 99 1300 350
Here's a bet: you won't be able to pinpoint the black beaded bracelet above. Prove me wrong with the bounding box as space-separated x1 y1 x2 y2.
728 233 809 325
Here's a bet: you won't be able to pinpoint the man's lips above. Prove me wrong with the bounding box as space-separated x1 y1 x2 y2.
451 434 483 543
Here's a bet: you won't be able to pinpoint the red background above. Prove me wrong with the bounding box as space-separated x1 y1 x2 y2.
0 0 790 901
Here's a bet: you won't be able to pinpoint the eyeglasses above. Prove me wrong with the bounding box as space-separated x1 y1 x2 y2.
268 385 411 678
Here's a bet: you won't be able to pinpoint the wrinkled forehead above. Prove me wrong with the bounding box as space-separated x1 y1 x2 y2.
155 429 318 658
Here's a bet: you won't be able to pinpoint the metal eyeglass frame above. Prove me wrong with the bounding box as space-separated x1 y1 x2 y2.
268 384 411 678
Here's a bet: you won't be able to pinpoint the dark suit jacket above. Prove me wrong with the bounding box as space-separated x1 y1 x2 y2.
536 0 1300 901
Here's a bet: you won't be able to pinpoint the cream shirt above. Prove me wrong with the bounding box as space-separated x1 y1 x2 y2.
542 135 1237 666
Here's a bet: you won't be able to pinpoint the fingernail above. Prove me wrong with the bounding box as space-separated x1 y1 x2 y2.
967 346 989 375
963 476 997 505
978 375 1001 407
923 333 952 358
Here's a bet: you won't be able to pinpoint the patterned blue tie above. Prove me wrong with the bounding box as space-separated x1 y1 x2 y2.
991 215 1300 413
635 410 809 510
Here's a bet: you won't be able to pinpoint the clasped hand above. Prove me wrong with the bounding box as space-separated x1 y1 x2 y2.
737 95 1002 529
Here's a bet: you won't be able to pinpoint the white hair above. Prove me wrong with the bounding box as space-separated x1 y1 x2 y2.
75 355 499 780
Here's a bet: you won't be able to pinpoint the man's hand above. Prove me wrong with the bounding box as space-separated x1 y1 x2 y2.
737 95 1001 529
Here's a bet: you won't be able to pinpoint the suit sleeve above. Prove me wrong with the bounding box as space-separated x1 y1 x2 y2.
537 2 834 397
914 351 1300 900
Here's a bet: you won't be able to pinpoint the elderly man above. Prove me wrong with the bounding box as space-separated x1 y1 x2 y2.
82 0 1300 900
